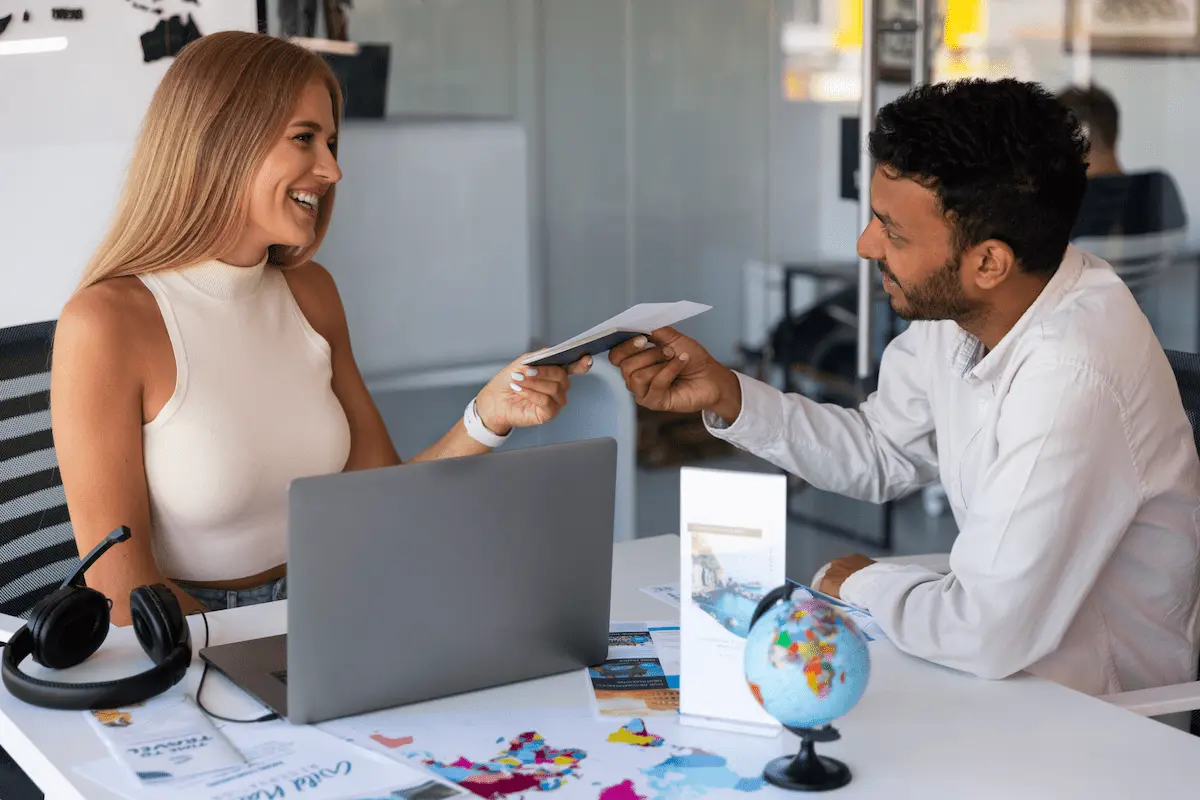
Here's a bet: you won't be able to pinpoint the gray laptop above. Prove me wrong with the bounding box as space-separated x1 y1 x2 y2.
199 438 616 724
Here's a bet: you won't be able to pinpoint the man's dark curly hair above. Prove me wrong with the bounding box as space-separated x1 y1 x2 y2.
869 78 1089 276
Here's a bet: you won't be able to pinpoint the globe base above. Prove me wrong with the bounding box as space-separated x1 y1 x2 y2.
762 726 851 792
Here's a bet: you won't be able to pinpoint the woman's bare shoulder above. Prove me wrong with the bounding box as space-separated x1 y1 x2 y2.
280 260 348 341
56 276 161 365
281 259 339 301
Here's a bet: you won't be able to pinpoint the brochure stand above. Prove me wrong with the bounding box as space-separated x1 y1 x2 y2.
678 467 786 737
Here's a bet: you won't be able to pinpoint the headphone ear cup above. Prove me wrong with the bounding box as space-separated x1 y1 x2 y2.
28 585 110 670
130 585 186 665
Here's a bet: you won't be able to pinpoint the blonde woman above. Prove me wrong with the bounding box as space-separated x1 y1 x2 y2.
50 31 590 626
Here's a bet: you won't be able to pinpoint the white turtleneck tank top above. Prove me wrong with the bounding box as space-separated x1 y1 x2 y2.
138 259 352 582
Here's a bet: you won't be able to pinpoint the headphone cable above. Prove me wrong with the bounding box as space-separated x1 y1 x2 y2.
194 611 278 724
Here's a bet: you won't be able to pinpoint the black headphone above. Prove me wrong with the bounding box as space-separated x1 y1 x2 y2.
1 526 192 710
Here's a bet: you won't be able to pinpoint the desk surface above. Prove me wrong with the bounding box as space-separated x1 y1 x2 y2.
3 534 1199 799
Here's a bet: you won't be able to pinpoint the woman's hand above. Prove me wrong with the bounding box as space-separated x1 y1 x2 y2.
475 354 593 433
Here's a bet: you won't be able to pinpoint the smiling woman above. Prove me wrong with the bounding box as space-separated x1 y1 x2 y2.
77 32 344 286
48 31 590 626
221 84 344 267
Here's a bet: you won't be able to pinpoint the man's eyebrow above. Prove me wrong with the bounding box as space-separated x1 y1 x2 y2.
872 208 900 229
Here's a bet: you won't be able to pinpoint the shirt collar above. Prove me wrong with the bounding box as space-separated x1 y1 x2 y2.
947 245 1086 383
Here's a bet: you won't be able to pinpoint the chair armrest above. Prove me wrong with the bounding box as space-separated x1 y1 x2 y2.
875 552 952 574
1098 681 1200 717
0 612 26 644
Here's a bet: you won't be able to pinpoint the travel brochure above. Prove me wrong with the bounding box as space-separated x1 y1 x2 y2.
787 580 887 642
639 583 682 609
83 691 244 787
586 621 681 719
76 715 464 800
679 467 787 736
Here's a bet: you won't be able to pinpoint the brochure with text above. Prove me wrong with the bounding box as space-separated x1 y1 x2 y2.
678 467 786 736
587 621 681 719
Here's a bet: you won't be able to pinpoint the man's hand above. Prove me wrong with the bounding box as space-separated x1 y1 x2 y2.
608 327 742 422
818 554 876 600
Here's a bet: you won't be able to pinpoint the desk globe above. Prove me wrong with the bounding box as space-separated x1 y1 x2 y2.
744 583 870 791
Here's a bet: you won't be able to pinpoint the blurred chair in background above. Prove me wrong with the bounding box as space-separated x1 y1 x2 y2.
1059 84 1189 307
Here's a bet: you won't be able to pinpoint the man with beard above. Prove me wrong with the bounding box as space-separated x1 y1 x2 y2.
610 78 1200 699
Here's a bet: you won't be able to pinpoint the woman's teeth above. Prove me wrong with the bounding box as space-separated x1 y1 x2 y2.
288 191 319 212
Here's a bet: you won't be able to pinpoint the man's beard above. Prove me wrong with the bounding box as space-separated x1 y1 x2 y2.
880 254 983 325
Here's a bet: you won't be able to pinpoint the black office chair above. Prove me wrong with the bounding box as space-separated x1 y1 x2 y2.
1072 170 1189 309
1 319 79 800
0 320 79 615
1164 349 1200 737
1165 350 1200 455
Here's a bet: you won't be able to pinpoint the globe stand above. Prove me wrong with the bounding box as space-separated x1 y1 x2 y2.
762 725 850 792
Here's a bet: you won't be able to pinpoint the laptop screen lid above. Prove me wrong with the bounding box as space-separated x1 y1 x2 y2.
284 437 616 724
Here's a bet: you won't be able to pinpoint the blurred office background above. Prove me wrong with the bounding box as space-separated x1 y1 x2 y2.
3 0 1199 586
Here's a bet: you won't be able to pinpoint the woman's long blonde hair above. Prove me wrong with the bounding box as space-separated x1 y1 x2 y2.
78 31 343 291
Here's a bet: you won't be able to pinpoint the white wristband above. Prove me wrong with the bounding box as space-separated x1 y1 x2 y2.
463 397 510 448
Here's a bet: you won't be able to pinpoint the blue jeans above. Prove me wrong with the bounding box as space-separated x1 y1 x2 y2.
176 576 288 612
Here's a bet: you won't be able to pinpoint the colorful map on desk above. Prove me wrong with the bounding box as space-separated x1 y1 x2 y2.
317 711 778 800
415 730 586 795
607 719 664 748
643 749 765 796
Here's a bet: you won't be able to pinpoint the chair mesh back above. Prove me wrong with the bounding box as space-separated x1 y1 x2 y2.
0 320 79 618
1164 349 1200 736
1165 350 1200 458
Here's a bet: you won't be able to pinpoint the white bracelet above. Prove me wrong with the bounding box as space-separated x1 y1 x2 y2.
463 397 510 448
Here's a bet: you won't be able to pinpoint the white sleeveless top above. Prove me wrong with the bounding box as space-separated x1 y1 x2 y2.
138 259 352 582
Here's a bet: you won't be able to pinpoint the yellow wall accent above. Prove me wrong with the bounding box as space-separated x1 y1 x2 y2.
945 0 986 50
834 0 863 50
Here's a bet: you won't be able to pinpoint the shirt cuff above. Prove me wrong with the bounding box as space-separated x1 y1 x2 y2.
810 562 832 590
701 372 784 449
837 562 911 610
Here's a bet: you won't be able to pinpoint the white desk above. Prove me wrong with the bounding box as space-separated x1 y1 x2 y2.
3 534 1199 799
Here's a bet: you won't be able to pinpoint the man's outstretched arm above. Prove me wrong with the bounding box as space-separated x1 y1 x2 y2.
609 324 940 503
